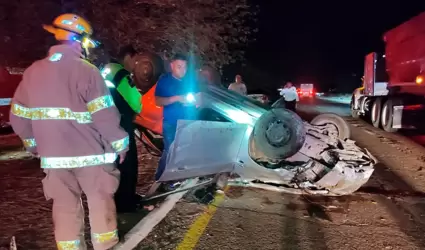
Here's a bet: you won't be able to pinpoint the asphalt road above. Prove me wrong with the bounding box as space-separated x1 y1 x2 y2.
297 96 352 118
3 97 425 250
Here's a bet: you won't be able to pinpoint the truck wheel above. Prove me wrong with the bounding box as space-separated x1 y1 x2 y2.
311 113 351 140
252 108 306 160
371 98 382 128
381 99 399 133
350 95 360 118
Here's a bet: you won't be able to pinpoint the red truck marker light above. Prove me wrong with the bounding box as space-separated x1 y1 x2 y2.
416 75 423 85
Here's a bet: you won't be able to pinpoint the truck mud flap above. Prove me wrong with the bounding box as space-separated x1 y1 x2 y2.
393 105 425 129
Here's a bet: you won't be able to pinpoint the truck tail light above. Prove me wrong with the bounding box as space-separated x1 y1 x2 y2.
416 75 424 85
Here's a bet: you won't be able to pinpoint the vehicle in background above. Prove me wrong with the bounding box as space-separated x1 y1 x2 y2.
298 83 315 98
247 93 269 105
247 88 279 105
351 11 425 132
0 67 23 130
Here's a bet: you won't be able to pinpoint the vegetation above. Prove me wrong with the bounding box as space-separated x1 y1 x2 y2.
0 0 257 68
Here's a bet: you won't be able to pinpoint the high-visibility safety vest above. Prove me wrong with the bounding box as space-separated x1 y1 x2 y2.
100 63 142 114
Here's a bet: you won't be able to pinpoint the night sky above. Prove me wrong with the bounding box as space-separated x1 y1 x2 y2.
235 1 425 93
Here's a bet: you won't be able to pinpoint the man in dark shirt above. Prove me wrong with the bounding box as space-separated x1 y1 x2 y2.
154 54 200 180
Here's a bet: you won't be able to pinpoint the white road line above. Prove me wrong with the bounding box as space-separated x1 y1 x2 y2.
113 178 198 250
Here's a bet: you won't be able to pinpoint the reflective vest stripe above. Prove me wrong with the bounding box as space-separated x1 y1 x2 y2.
22 138 36 148
92 229 118 244
87 95 115 114
111 136 129 152
10 103 32 119
56 239 81 250
11 103 92 123
40 153 117 169
10 94 116 123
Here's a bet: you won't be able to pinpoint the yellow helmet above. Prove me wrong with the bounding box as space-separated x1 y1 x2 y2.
43 14 97 48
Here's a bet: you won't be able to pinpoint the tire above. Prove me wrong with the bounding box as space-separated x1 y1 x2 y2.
370 98 382 128
133 52 164 93
252 108 306 160
350 95 360 118
310 113 351 140
381 99 400 133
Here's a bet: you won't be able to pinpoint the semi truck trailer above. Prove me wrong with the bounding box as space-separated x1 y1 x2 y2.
351 11 425 132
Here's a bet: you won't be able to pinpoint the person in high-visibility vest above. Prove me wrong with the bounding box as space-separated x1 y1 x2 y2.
9 14 128 250
99 46 142 213
100 61 142 113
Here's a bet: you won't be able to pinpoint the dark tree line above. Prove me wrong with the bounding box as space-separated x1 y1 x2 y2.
0 0 257 69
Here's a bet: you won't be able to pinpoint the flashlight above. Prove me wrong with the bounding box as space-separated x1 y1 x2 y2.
185 93 196 103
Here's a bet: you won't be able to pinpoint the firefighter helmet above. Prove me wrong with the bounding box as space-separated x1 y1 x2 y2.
43 14 97 48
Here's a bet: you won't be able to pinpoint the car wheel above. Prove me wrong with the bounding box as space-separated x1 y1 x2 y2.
251 108 306 161
133 52 164 93
311 113 351 140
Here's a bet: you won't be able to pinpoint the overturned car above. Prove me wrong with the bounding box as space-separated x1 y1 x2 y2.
154 86 376 196
100 58 376 197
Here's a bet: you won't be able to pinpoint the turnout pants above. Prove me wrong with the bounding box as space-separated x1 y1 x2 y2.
42 165 120 250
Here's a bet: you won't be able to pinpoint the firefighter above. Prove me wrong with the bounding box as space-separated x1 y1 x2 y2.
9 14 128 250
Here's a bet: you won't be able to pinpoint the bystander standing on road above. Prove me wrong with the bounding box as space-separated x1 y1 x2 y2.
228 74 247 95
279 81 299 112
